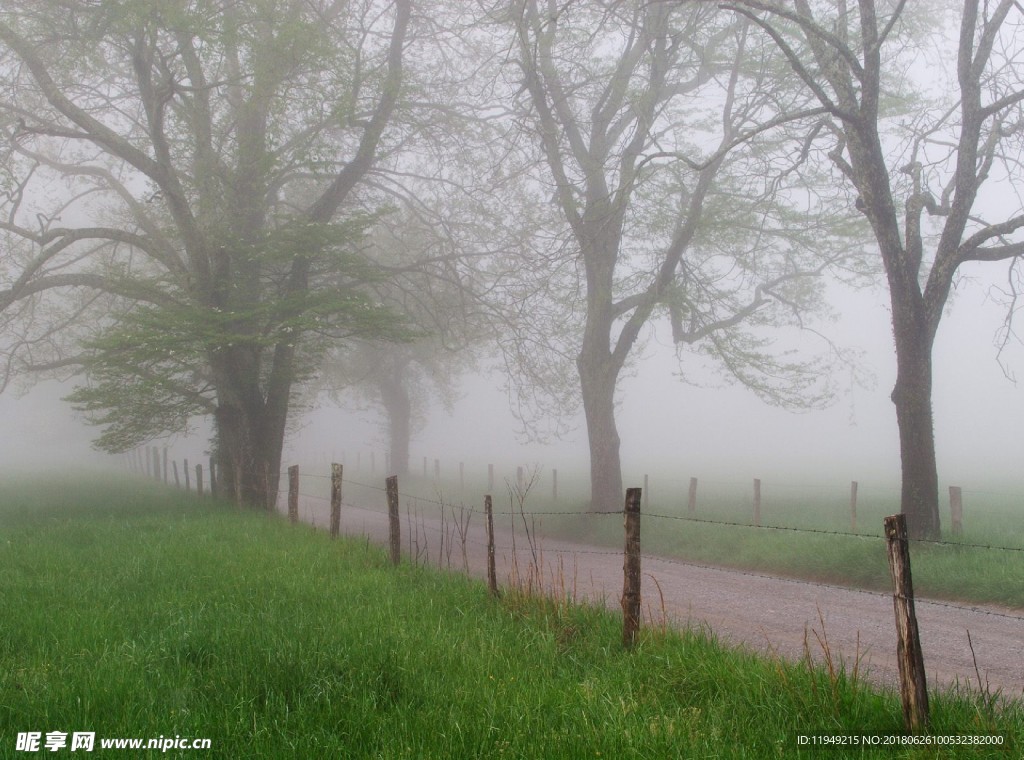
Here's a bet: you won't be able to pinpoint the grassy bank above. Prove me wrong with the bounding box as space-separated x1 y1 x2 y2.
0 477 1019 757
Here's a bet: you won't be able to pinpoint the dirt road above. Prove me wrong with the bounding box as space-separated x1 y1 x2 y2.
294 495 1024 701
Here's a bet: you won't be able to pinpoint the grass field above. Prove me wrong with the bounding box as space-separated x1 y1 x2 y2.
1 476 1019 758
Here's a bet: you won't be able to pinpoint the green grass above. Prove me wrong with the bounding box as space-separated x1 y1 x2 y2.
1 476 1019 758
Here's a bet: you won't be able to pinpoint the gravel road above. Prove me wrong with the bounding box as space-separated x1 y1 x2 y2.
293 495 1024 702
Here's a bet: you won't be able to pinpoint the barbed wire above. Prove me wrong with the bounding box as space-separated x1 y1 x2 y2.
295 497 1024 623
283 475 1024 554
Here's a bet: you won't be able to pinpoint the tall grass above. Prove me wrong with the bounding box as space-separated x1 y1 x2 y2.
2 476 1017 758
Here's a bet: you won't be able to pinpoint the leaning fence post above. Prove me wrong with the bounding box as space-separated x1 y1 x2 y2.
485 494 498 597
330 463 343 538
850 480 859 532
184 459 191 493
621 487 642 649
196 463 204 497
949 486 963 536
386 475 401 566
884 514 930 733
688 477 697 514
172 460 180 488
287 465 299 523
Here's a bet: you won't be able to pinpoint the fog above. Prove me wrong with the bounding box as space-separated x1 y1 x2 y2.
5 266 1017 495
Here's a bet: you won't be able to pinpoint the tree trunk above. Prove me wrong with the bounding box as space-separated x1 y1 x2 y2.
890 304 941 541
210 340 291 511
578 353 623 512
378 372 411 477
213 400 284 511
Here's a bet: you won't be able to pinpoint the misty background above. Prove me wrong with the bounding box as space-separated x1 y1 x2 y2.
4 270 1018 489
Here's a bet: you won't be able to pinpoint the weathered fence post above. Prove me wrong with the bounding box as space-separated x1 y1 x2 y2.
172 460 180 488
330 463 342 539
163 448 169 484
287 465 299 524
688 477 697 514
850 480 859 532
753 478 761 527
621 487 642 649
184 459 191 492
387 475 400 566
552 468 558 501
196 463 204 497
884 514 930 733
949 486 963 536
485 494 498 597
209 455 218 499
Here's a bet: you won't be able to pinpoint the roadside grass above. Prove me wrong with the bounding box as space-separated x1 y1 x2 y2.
0 476 1020 758
346 470 1024 610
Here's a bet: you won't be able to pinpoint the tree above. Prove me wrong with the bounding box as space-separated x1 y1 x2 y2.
494 0 856 510
0 0 412 507
728 0 1024 539
321 212 485 476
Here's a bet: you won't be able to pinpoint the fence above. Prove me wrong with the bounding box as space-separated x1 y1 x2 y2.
127 444 1001 539
126 447 1024 732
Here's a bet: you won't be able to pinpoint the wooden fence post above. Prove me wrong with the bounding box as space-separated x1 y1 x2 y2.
688 477 697 514
330 463 342 539
287 465 299 524
172 460 180 488
184 459 191 492
552 468 558 501
196 463 204 497
621 487 642 649
163 448 169 484
387 475 400 566
753 478 761 527
850 480 859 532
949 486 963 536
485 494 498 597
884 514 930 733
